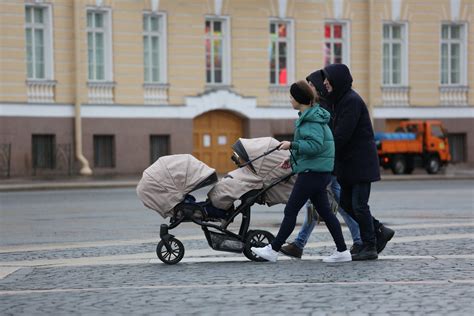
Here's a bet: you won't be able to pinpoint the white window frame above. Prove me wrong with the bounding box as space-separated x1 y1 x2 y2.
143 11 168 84
24 3 54 80
323 20 351 68
382 22 408 87
204 16 231 86
86 7 113 82
440 22 467 86
268 18 295 86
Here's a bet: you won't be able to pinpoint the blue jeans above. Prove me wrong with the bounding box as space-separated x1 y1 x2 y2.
293 175 362 249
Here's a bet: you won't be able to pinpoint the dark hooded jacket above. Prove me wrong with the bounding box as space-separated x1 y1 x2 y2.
322 64 380 185
306 70 334 130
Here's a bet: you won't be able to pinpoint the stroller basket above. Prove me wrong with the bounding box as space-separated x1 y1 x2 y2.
205 230 244 253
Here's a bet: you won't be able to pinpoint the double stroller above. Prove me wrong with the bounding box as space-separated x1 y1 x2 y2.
137 137 296 264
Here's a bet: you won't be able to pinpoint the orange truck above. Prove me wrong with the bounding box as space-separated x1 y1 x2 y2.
375 120 451 174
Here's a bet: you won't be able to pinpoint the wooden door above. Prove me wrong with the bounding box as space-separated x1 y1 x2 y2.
193 110 243 173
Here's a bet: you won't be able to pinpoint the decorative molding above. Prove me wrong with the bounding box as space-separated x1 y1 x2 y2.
87 82 115 104
450 0 461 21
439 86 468 106
373 106 474 119
268 85 290 107
5 102 473 120
95 0 103 7
151 0 160 12
333 0 343 19
278 0 287 19
391 0 401 21
26 80 56 103
214 0 223 15
381 86 410 107
144 83 169 105
186 89 256 117
0 103 75 117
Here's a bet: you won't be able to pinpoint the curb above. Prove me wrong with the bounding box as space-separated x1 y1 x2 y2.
0 181 138 192
1 175 473 192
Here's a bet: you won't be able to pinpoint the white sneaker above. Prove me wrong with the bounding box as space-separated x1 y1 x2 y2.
250 244 279 262
322 249 352 263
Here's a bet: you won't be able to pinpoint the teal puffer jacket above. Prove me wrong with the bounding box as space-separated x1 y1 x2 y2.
290 105 335 174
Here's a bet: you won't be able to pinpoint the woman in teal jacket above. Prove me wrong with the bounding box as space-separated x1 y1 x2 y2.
252 80 350 263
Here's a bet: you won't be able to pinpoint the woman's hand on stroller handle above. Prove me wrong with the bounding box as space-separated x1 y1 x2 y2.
278 141 291 150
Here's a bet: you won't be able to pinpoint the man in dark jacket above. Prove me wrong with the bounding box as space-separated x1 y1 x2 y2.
321 64 394 260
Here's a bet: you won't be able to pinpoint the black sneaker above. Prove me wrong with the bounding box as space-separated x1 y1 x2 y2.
350 243 364 255
351 245 378 261
280 242 303 259
376 225 395 254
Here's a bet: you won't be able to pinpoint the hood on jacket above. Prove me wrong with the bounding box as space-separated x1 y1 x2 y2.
323 64 353 102
296 105 330 127
306 70 328 100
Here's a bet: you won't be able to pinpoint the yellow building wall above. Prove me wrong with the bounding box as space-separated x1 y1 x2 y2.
0 0 27 102
228 0 270 106
368 0 473 107
53 0 74 104
0 0 472 108
466 0 474 106
345 0 370 102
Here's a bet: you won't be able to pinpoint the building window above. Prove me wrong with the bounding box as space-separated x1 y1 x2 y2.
324 22 349 66
87 10 112 81
441 24 466 85
269 21 294 85
205 17 230 85
94 135 115 168
32 134 55 169
383 24 407 86
150 135 170 164
25 5 53 79
143 13 167 83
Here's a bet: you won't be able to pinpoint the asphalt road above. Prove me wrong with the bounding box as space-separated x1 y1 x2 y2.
0 179 473 315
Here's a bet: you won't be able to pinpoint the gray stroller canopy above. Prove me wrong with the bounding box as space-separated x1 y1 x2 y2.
208 137 296 210
137 154 217 218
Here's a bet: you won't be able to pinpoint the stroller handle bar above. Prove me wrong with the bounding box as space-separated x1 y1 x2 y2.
235 145 280 169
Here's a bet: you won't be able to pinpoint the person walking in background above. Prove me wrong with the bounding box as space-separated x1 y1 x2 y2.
251 80 351 263
280 70 362 259
322 64 394 261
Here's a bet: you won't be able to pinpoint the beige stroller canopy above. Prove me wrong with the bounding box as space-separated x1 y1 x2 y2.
137 154 217 218
208 137 296 210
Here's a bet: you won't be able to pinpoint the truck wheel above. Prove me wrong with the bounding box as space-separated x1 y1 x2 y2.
425 156 441 174
390 155 406 175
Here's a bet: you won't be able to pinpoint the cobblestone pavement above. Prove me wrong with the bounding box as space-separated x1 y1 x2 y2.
1 180 473 315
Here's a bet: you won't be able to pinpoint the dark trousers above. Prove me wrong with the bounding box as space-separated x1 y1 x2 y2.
339 183 380 247
271 172 347 252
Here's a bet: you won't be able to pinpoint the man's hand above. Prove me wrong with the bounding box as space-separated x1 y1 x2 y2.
280 158 291 169
278 141 291 150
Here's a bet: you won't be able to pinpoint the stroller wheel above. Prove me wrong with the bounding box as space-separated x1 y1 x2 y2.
156 237 185 265
243 230 275 262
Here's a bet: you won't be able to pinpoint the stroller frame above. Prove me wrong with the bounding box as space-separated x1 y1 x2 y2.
157 172 293 264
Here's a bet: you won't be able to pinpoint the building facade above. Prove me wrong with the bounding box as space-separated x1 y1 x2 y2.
0 0 472 177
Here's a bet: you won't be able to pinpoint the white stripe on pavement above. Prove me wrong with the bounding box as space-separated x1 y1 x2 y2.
1 222 473 253
0 267 20 280
0 234 472 270
1 279 473 296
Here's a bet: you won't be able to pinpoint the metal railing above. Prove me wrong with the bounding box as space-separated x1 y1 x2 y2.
0 144 11 178
32 143 72 176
